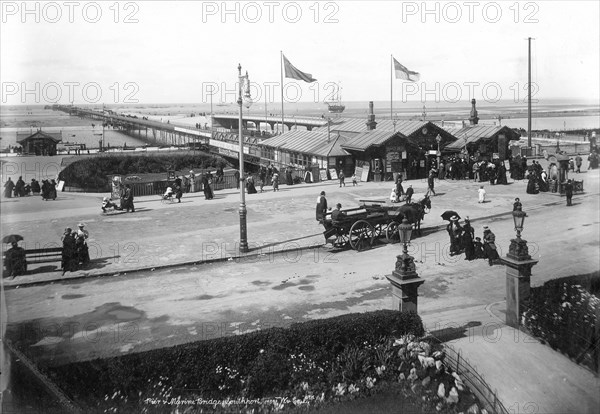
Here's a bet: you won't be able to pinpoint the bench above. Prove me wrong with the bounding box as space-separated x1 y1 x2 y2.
3 247 63 268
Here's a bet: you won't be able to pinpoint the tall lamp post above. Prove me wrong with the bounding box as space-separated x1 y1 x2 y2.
386 219 424 313
502 206 538 328
435 134 442 170
237 64 252 253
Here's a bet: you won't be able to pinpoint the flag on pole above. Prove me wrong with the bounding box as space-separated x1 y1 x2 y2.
283 54 317 83
393 58 420 81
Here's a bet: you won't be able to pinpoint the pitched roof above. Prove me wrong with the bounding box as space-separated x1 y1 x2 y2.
342 130 409 151
17 130 62 144
260 130 350 157
444 125 520 150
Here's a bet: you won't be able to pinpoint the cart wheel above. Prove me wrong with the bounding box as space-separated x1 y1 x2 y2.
350 220 375 251
333 233 349 249
386 221 400 243
372 223 385 239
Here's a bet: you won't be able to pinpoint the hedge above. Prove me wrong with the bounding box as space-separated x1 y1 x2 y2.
58 153 230 188
47 310 424 412
522 272 600 372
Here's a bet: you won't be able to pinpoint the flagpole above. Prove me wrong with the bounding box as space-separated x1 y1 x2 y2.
390 54 393 124
280 51 285 135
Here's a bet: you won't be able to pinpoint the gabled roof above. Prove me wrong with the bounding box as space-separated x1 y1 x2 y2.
444 125 520 150
260 130 350 157
17 130 62 144
342 130 410 152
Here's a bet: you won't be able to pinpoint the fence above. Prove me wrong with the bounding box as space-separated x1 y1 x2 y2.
426 334 509 414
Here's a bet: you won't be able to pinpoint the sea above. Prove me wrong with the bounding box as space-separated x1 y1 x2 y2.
1 99 598 150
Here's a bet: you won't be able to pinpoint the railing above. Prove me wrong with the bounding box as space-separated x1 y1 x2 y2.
426 334 509 414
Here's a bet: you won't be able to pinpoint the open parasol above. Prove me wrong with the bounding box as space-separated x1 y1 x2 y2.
441 211 461 221
2 234 23 244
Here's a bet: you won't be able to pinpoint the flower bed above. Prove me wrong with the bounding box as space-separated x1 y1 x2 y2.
46 311 487 413
522 273 600 372
58 153 229 188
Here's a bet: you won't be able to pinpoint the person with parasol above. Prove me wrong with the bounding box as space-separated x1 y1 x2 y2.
3 235 26 279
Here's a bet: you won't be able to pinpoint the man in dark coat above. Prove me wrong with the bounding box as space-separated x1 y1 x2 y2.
123 184 135 212
61 228 77 274
405 185 414 204
315 191 328 222
15 176 25 197
565 179 574 206
462 217 475 260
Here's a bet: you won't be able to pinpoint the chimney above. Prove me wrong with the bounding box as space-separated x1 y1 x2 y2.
366 101 377 130
469 98 479 125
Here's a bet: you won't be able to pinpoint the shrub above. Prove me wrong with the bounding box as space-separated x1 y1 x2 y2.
58 153 230 188
522 273 600 372
47 310 424 412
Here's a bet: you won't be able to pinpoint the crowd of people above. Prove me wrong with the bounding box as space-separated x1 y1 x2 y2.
445 216 500 266
61 223 90 275
3 176 57 199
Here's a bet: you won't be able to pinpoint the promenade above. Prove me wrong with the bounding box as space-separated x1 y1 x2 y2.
2 166 599 413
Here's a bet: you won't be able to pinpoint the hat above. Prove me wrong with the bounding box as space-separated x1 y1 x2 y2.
465 216 470 221
103 197 109 202
320 191 326 196
483 226 489 230
450 215 459 221
336 203 342 208
78 223 85 227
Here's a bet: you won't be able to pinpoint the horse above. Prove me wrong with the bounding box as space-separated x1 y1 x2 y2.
396 195 431 236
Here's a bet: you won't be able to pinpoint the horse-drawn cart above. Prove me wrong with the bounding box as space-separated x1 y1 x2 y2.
322 197 430 251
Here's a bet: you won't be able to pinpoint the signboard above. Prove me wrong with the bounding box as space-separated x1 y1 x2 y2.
319 169 328 181
504 159 510 170
419 160 425 167
402 151 407 159
498 134 507 160
387 151 400 161
354 166 363 182
360 165 370 182
56 180 65 192
329 168 338 180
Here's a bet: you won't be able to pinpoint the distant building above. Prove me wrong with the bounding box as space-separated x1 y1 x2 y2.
17 130 62 156
443 125 521 161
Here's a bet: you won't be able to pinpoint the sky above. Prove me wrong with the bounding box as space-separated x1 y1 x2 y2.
1 0 599 106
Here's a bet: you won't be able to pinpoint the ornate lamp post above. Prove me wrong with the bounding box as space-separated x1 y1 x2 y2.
502 206 538 328
237 64 252 253
386 219 424 313
435 134 442 170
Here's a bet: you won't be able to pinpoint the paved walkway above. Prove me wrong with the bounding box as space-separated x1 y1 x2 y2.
2 169 599 413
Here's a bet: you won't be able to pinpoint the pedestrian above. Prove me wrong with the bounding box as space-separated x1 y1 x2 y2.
4 241 27 279
405 185 414 204
390 188 398 203
123 184 135 212
234 169 240 189
473 237 486 259
3 177 14 198
61 228 77 275
575 154 582 173
246 175 257 194
15 176 25 197
446 216 463 256
316 191 328 222
352 174 358 186
339 170 345 187
188 170 195 192
565 179 574 206
462 217 475 261
482 226 499 266
513 197 522 211
395 176 404 202
425 169 436 196
478 185 486 203
174 183 183 203
75 223 90 266
272 172 280 191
